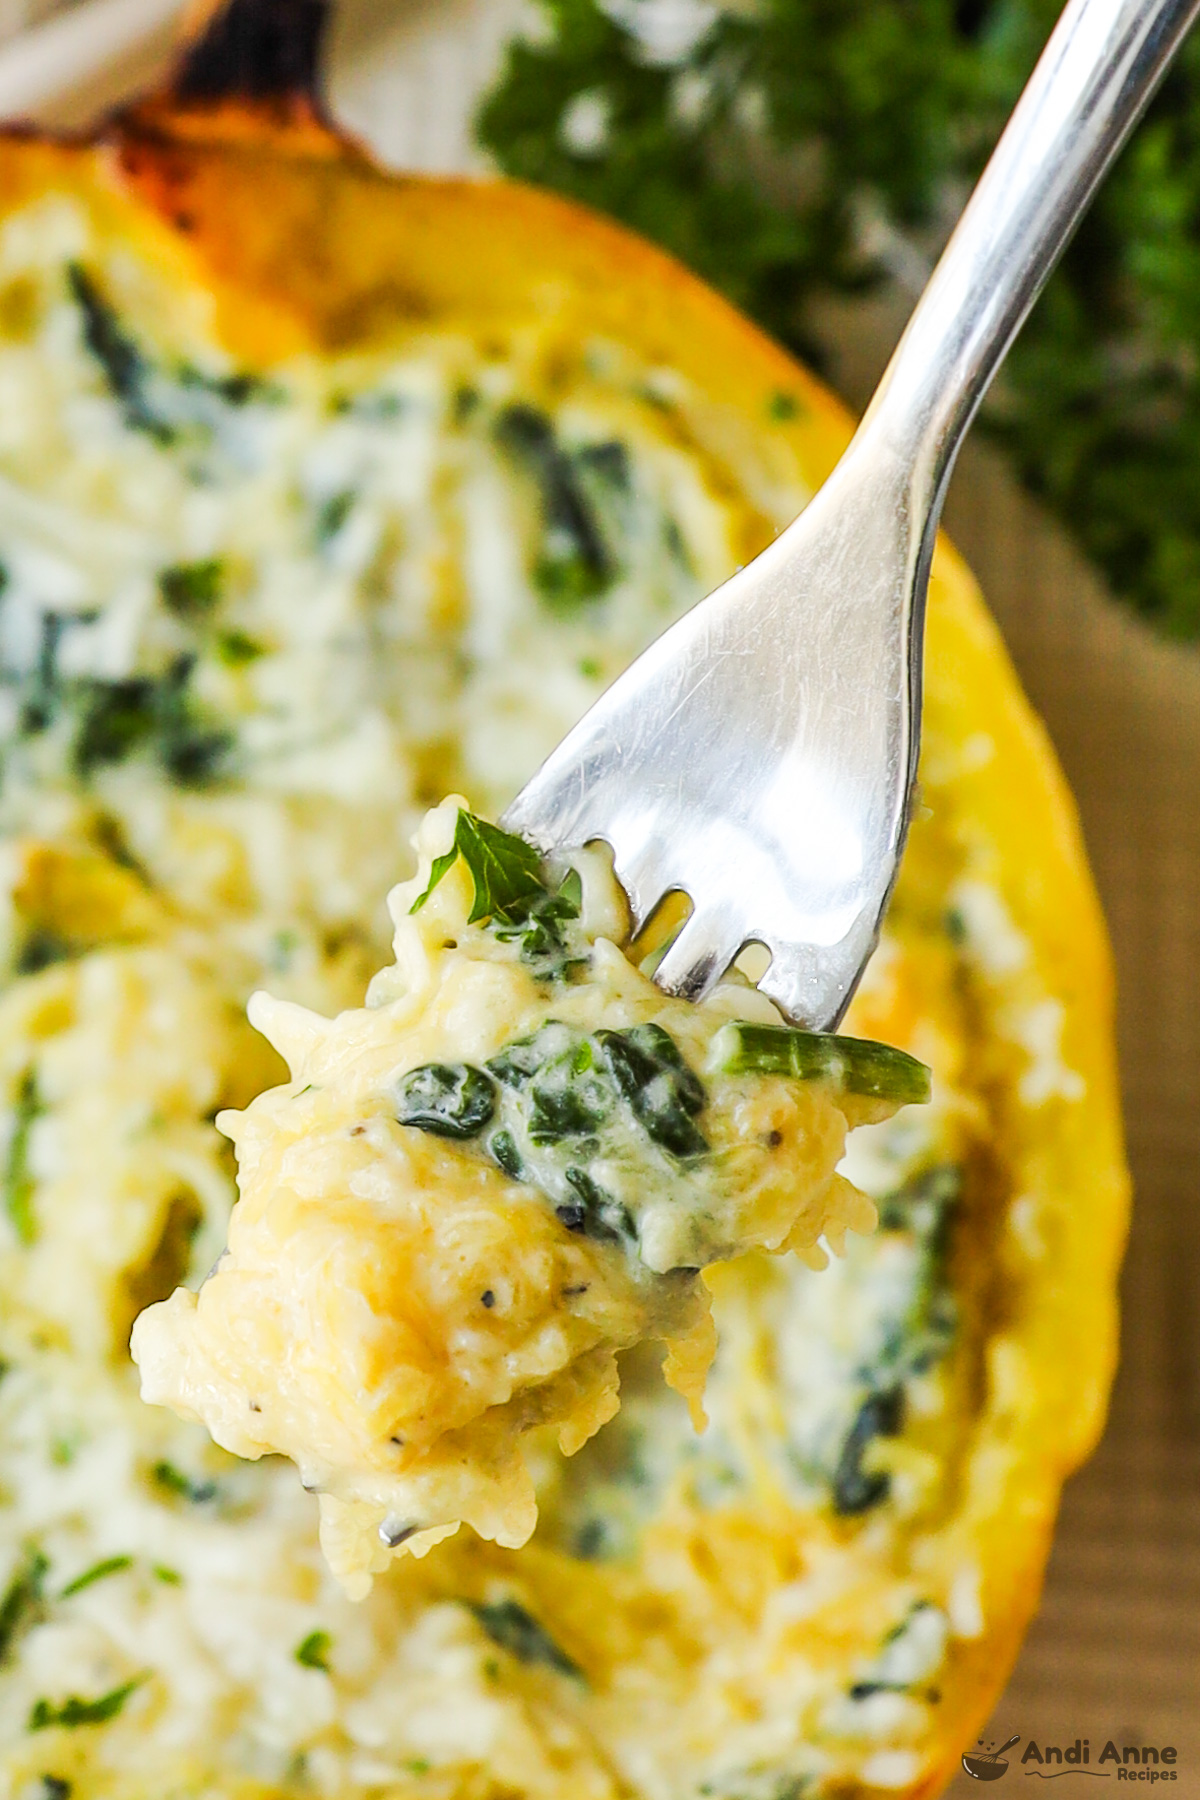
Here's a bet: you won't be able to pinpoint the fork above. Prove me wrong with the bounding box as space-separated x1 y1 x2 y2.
503 0 1200 1031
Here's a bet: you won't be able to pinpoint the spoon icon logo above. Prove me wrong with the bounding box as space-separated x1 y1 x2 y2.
963 1736 1022 1780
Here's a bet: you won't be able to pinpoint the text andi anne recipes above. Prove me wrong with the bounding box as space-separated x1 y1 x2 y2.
1019 1742 1179 1779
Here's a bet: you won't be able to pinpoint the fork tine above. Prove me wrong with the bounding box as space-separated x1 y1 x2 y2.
608 845 669 936
653 908 740 1004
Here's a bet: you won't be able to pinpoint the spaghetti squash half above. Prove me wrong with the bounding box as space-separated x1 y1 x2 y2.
0 93 1125 1800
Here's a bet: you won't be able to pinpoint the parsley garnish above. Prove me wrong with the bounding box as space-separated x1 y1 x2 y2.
410 811 585 981
412 810 545 922
480 0 1200 637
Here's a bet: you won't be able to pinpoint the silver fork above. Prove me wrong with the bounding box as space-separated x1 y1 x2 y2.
505 0 1200 1030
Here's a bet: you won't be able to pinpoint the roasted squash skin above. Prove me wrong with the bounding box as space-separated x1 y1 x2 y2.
0 97 1128 1800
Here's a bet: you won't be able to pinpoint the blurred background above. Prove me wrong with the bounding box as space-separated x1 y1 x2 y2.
1 0 1196 1768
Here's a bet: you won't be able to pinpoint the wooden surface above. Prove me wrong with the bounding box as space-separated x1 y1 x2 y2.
2 0 1197 1776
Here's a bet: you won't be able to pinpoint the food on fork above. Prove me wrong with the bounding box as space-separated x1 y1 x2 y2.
132 798 928 1596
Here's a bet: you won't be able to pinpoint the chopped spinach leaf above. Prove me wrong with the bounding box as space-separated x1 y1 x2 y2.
495 404 616 609
559 1165 634 1244
575 438 630 490
18 612 64 737
158 560 223 621
67 265 170 443
72 657 232 789
598 1024 708 1159
16 929 74 976
180 365 278 407
769 391 803 422
29 1677 145 1732
214 629 265 667
715 1021 931 1106
59 1556 132 1599
38 1779 71 1800
488 1127 524 1179
0 1547 48 1662
483 1020 708 1229
831 1386 904 1515
526 1037 612 1142
468 1597 582 1678
295 1629 332 1671
876 1162 961 1233
394 1063 497 1140
315 491 355 544
5 1069 43 1246
491 877 587 981
150 1460 218 1505
487 1025 564 1088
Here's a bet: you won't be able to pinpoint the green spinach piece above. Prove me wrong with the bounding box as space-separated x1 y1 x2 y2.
29 1678 144 1732
16 930 74 976
874 1164 959 1377
487 1127 525 1178
179 365 278 407
487 1023 569 1089
598 1024 708 1158
73 657 232 789
495 404 616 609
831 1385 904 1515
158 560 223 621
67 265 171 443
58 1557 132 1599
468 1597 582 1679
214 629 265 667
557 1165 635 1244
715 1021 931 1106
491 866 586 981
394 1064 497 1140
5 1070 44 1247
151 1460 218 1505
315 491 355 544
295 1630 332 1671
0 1547 49 1663
526 1036 612 1142
38 1779 71 1799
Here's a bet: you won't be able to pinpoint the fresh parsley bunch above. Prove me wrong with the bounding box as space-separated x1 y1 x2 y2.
480 0 1200 639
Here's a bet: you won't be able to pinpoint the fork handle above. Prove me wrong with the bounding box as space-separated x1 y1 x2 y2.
865 0 1200 513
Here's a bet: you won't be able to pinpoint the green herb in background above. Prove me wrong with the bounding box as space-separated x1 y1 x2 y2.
480 0 1200 638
